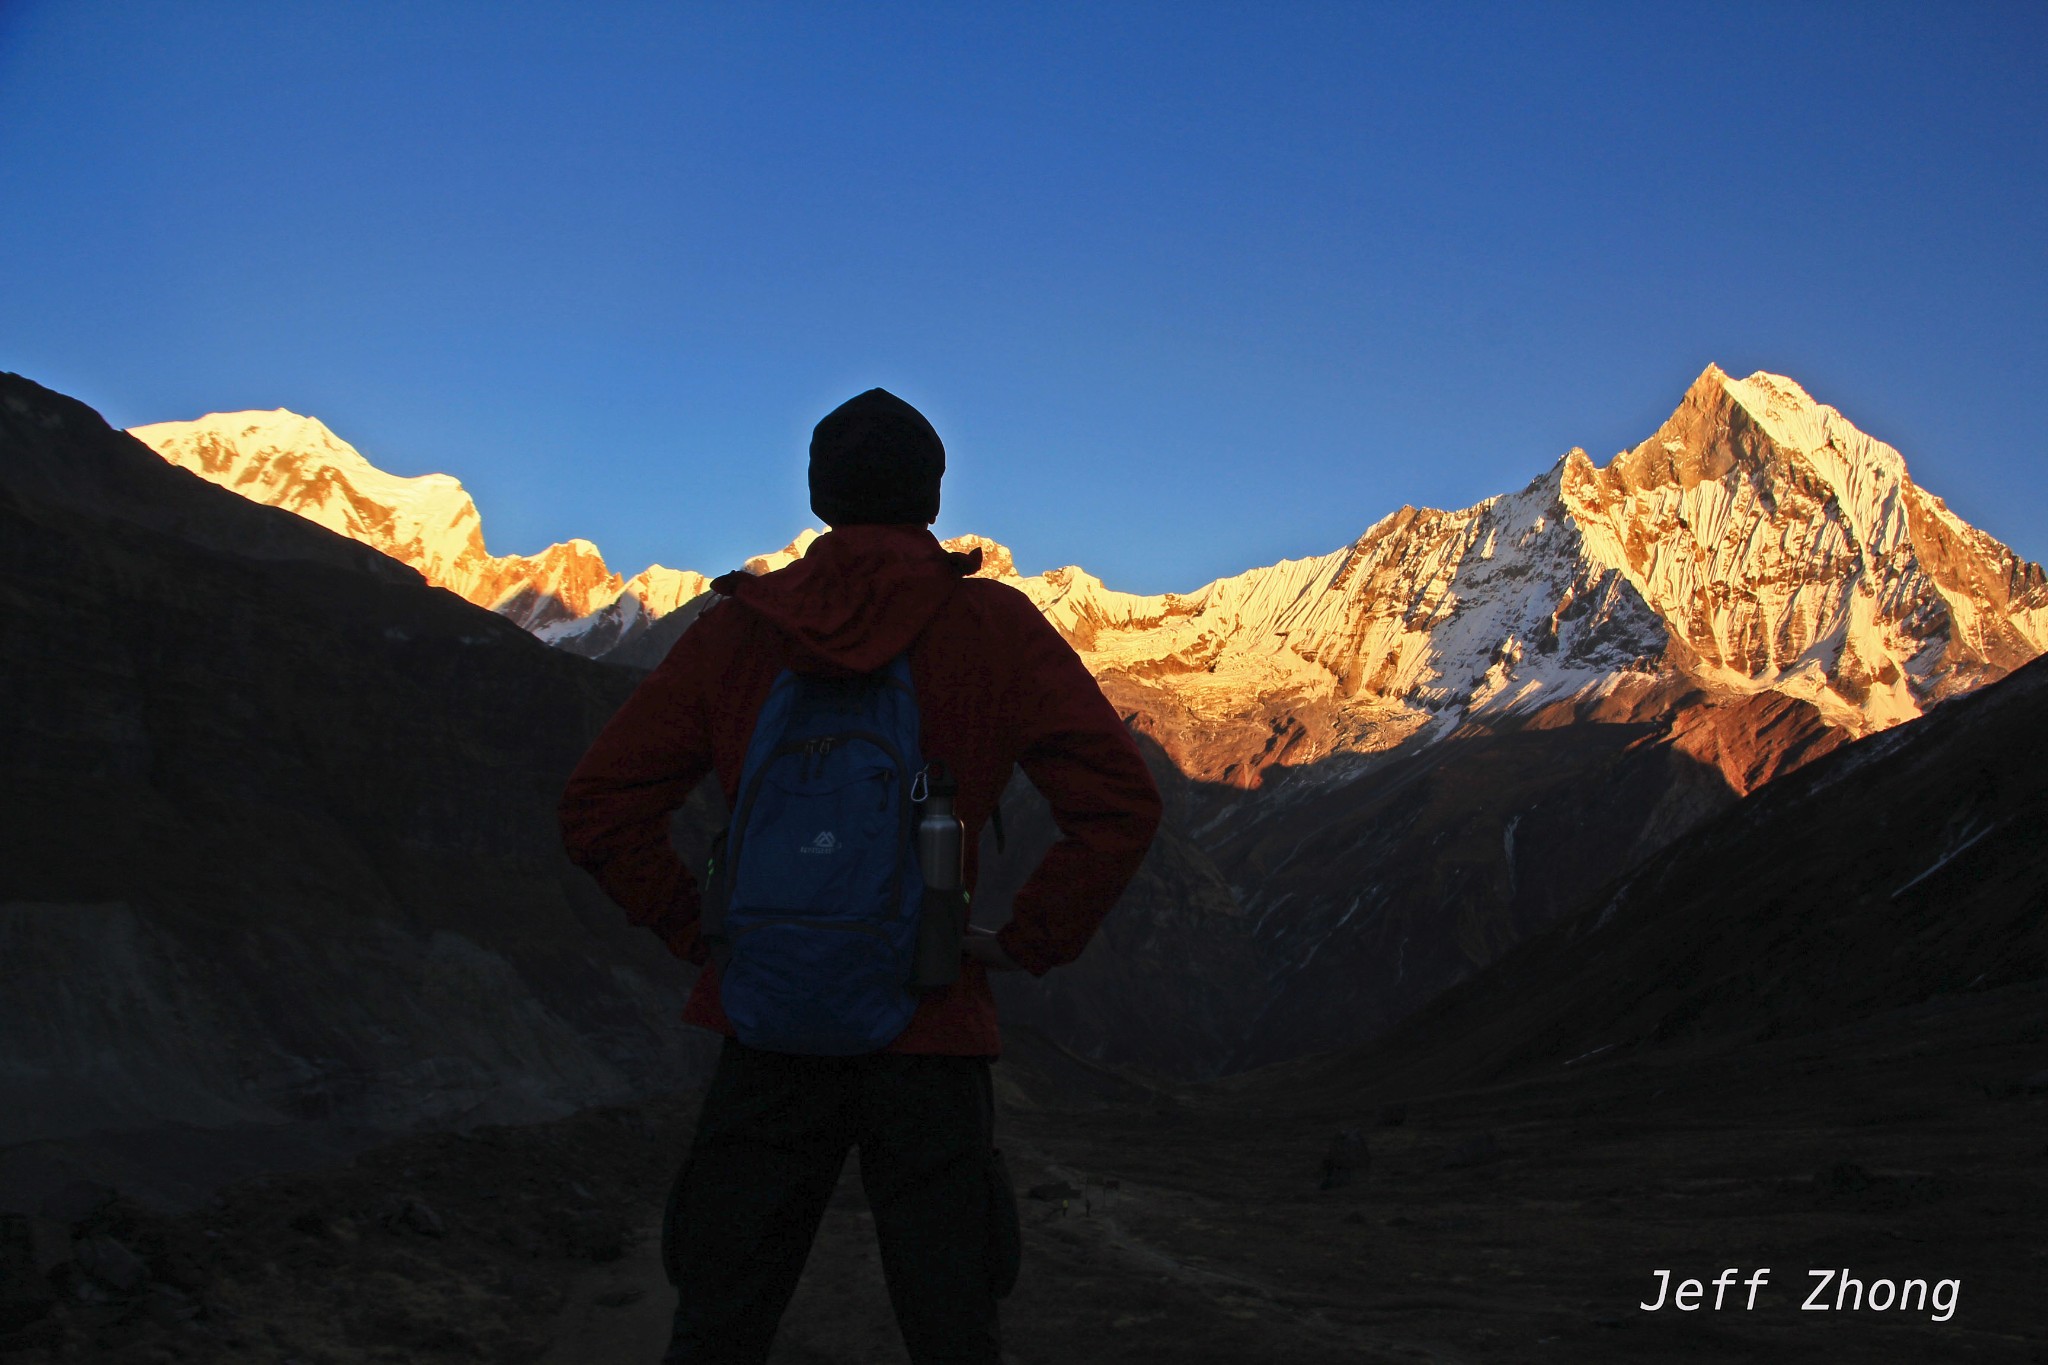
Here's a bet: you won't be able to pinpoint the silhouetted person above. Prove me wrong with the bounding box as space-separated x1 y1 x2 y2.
1319 1127 1367 1189
559 388 1162 1364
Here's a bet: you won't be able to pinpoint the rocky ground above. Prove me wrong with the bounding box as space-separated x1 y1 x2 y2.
4 987 2043 1365
0 1094 691 1365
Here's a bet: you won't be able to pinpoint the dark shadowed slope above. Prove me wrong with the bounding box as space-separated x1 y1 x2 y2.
1265 649 2048 1102
975 686 1847 1077
0 374 720 1210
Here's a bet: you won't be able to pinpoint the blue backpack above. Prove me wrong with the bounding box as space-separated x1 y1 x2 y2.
699 653 927 1054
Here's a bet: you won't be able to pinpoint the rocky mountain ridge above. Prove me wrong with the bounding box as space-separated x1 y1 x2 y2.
969 366 2046 790
135 368 2047 780
2 375 723 1208
128 410 714 657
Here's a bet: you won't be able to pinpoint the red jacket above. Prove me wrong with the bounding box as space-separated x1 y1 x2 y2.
557 524 1163 1055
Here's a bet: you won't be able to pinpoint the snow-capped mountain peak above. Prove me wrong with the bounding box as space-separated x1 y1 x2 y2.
130 410 684 647
941 367 2044 784
131 368 2043 766
133 410 485 586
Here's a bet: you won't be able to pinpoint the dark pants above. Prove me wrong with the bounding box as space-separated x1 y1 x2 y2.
660 1038 1008 1364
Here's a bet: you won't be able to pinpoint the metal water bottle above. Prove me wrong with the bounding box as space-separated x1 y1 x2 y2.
912 762 964 989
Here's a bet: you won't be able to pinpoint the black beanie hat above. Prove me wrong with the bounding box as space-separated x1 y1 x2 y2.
809 388 945 526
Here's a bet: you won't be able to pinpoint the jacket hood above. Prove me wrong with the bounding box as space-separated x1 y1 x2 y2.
710 524 983 675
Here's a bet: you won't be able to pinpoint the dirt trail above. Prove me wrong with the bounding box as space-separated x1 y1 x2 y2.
1004 1137 1462 1363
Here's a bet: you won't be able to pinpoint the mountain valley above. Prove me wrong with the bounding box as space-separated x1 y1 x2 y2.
120 367 2048 1077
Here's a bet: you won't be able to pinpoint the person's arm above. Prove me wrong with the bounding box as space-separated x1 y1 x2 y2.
557 607 728 962
994 604 1163 976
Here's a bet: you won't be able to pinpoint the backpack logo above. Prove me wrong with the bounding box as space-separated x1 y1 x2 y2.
801 830 839 855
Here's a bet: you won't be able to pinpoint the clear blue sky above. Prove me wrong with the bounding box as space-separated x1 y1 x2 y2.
3 1 2043 592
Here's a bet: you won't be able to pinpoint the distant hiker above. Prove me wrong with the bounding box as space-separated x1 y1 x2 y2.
1319 1127 1367 1189
558 388 1163 1365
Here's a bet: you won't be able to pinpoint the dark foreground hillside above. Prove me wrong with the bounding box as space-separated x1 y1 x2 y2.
1279 648 2048 1099
0 373 724 1211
